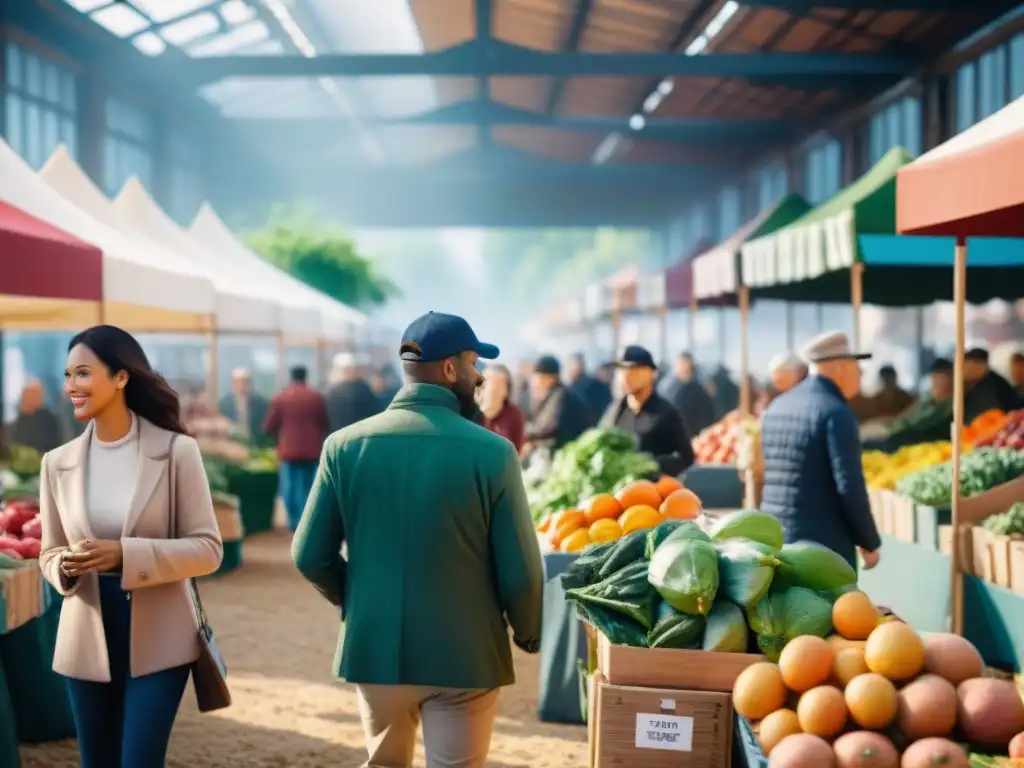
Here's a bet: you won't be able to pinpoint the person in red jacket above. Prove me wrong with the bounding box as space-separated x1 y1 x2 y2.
263 366 329 532
478 363 526 454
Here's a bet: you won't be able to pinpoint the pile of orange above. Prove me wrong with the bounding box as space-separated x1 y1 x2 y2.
535 475 703 553
730 590 1021 766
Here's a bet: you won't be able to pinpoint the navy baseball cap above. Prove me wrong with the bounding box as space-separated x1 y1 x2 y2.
399 312 499 363
615 345 657 369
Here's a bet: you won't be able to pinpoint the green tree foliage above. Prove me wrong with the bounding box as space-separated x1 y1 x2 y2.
242 204 399 310
482 228 656 307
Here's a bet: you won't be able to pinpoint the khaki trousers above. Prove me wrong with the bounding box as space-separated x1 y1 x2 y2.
355 684 500 768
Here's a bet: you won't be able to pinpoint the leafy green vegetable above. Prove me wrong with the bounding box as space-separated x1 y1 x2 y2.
648 538 719 616
749 585 834 660
775 541 857 592
597 530 650 579
202 455 231 494
646 520 708 559
897 448 1024 507
982 502 1024 536
715 539 780 608
560 541 619 590
525 428 658 521
574 601 649 647
566 561 659 629
648 601 705 649
702 600 749 653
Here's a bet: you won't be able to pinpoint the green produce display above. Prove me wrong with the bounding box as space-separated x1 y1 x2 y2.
648 602 704 649
897 447 1024 507
716 539 781 608
775 541 858 592
202 455 231 494
648 538 720 616
702 600 749 653
981 502 1024 536
562 508 850 659
525 428 659 521
709 509 784 550
7 445 41 481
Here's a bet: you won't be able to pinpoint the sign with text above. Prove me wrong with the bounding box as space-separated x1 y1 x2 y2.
634 712 694 752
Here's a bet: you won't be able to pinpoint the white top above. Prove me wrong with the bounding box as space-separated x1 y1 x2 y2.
86 414 140 540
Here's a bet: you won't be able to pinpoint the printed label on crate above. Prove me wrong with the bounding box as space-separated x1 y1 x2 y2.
634 713 694 751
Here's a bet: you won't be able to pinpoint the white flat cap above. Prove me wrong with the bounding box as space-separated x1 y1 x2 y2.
768 352 806 374
800 331 872 364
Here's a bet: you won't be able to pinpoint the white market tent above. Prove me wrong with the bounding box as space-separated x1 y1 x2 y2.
113 179 279 335
0 139 214 331
189 202 367 343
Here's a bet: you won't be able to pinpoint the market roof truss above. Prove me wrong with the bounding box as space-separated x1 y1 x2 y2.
169 40 918 86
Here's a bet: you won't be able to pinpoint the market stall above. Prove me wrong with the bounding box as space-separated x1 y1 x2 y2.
1 140 215 332
0 199 103 330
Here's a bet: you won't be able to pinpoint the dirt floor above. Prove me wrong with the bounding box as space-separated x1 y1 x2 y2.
20 531 588 768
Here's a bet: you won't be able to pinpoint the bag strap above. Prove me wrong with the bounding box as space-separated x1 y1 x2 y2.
167 434 211 631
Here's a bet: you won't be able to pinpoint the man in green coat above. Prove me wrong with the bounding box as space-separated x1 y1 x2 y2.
292 312 544 768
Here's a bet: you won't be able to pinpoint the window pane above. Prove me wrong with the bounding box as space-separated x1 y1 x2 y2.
903 97 922 157
1012 33 1024 100
42 110 60 162
61 117 77 157
5 44 22 89
5 93 24 157
61 71 77 113
869 114 884 165
956 63 976 132
24 102 41 167
25 52 41 97
44 62 61 105
104 137 119 195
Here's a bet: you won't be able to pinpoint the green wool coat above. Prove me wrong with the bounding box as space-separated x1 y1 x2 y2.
291 383 544 690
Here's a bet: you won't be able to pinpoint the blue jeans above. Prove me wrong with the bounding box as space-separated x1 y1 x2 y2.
64 576 190 768
279 459 319 531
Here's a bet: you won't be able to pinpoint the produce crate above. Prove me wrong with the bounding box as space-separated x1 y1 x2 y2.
939 525 975 576
733 715 767 768
0 603 76 743
598 632 762 693
214 502 245 542
915 504 950 551
0 563 43 634
227 468 278 535
972 527 996 583
882 491 916 543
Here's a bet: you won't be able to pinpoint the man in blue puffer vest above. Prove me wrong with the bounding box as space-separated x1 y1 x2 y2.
759 331 882 571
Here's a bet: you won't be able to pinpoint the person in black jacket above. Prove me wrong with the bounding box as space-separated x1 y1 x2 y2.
665 352 716 435
565 353 612 427
522 355 589 458
964 347 1019 420
324 352 382 432
600 345 695 477
760 331 882 571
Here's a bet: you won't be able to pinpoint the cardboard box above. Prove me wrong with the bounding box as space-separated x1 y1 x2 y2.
595 682 732 767
598 633 762 693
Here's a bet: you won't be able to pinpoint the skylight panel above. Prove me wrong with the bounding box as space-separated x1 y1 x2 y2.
219 0 257 26
91 3 151 37
160 11 222 46
187 19 270 56
63 0 110 12
132 0 219 23
132 31 168 56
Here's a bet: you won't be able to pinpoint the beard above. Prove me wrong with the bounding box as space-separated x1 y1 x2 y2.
453 381 484 423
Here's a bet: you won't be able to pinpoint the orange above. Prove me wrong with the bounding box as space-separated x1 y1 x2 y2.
561 528 591 553
550 510 585 548
589 518 623 544
757 708 801 755
732 662 788 720
655 475 683 500
659 488 703 520
779 636 835 693
832 647 869 687
832 591 880 641
796 685 848 739
844 672 898 730
618 505 663 534
536 515 553 534
864 621 925 682
615 480 663 511
583 494 623 524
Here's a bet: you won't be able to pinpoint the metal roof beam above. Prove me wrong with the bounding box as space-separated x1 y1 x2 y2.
232 101 794 143
739 0 981 9
128 0 225 39
168 41 917 84
545 0 594 114
475 0 493 146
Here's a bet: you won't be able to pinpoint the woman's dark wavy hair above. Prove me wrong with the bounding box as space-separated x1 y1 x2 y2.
68 325 189 435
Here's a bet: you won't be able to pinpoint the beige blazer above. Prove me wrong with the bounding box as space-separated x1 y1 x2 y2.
38 417 223 682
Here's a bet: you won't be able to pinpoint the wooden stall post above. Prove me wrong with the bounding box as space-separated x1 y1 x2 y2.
850 262 865 351
657 306 668 367
717 307 727 364
950 238 968 635
687 300 697 351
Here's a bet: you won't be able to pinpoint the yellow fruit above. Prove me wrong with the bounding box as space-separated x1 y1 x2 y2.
797 685 848 739
588 518 623 544
864 621 925 682
560 528 591 553
832 591 880 641
618 505 664 534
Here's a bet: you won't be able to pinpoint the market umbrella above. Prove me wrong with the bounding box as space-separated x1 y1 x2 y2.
896 96 1024 637
0 198 102 329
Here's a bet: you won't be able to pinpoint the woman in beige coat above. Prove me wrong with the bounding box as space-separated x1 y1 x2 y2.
38 325 223 768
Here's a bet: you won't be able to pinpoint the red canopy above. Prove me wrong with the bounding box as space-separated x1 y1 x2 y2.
897 96 1024 237
665 239 716 308
0 198 103 301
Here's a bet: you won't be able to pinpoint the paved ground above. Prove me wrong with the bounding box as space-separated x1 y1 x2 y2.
21 531 587 768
